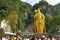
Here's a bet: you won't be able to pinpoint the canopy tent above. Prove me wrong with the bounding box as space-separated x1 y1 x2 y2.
4 32 16 35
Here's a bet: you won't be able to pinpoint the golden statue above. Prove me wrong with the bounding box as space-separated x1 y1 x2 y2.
34 8 46 34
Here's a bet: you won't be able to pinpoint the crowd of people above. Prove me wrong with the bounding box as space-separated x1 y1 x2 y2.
0 33 60 40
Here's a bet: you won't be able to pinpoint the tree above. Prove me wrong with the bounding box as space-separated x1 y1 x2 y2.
45 14 53 33
53 15 60 30
6 11 18 33
17 1 32 32
0 0 10 22
45 14 58 33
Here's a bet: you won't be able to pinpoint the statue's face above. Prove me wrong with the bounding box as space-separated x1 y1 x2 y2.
35 10 37 13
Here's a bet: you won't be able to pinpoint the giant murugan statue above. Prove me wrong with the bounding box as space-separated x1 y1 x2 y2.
34 8 46 34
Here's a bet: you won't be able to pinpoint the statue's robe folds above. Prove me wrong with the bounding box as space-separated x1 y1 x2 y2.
34 9 45 34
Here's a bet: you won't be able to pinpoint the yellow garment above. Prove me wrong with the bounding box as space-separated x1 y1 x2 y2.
23 38 29 40
12 37 16 40
34 8 45 34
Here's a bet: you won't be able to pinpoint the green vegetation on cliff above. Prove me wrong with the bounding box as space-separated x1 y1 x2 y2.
0 0 60 34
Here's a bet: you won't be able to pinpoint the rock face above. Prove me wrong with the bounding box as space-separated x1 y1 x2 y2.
25 22 34 33
1 19 11 32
